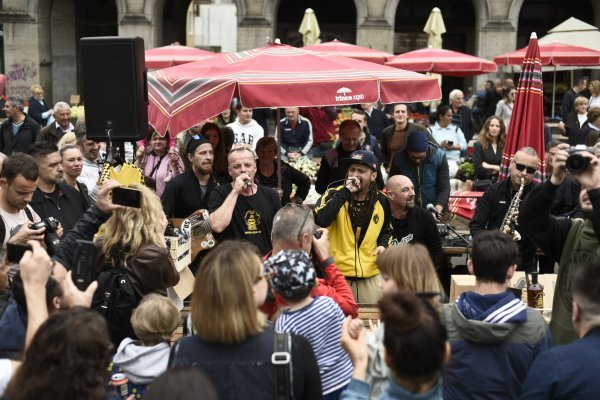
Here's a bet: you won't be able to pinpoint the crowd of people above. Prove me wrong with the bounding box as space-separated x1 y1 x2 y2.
0 79 600 400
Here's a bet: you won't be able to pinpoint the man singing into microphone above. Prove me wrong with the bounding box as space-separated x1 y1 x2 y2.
208 146 281 255
315 150 393 303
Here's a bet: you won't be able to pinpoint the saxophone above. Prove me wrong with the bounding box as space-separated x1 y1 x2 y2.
500 178 525 241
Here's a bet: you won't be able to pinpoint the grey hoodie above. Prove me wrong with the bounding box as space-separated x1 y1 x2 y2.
112 338 171 385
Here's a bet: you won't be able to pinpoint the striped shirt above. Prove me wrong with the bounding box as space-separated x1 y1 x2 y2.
275 296 353 395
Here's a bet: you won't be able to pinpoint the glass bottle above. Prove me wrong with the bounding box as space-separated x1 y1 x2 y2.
527 272 544 309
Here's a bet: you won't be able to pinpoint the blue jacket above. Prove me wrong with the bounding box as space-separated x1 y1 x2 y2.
280 115 313 155
389 144 450 210
442 297 552 400
520 327 600 399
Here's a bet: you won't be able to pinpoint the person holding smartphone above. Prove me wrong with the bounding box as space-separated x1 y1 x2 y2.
429 105 468 178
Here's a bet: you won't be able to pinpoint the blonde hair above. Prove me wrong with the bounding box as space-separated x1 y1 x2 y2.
191 241 266 344
98 183 166 261
30 84 43 94
590 80 600 97
58 132 77 149
377 244 444 307
131 294 179 344
574 96 589 108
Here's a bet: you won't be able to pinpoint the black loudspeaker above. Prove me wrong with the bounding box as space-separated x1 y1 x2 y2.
80 37 148 140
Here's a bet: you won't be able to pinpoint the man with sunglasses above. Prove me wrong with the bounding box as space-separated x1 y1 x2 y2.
470 147 540 273
314 150 393 304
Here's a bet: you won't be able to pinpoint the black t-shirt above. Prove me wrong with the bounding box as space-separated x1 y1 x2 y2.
207 184 281 255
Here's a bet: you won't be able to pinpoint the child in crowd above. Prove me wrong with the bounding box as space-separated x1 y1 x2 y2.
108 294 179 398
265 249 353 400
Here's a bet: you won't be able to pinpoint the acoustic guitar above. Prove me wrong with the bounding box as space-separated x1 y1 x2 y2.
169 209 216 261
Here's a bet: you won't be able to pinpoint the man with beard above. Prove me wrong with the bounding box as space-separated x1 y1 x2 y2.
470 147 540 273
520 147 600 345
315 150 392 303
386 174 442 268
208 146 281 255
28 141 85 234
162 137 217 219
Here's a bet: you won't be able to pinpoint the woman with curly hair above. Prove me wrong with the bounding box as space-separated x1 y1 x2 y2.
472 116 506 187
3 308 114 400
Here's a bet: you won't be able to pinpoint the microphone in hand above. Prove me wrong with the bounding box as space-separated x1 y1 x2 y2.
426 203 442 219
243 178 252 188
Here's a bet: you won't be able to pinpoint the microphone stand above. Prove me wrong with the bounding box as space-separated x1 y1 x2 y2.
434 214 472 248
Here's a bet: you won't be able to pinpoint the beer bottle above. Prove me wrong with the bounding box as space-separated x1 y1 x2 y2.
527 272 544 309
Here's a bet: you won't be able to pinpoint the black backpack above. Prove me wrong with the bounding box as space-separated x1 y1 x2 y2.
91 257 140 346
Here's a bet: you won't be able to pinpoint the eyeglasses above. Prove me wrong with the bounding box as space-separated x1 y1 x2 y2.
514 163 537 174
283 203 312 241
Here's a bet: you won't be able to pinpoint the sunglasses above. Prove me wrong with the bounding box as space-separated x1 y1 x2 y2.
514 163 536 174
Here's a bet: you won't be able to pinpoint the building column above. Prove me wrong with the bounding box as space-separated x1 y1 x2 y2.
473 0 520 85
0 1 51 101
119 0 160 49
236 0 274 51
355 0 396 53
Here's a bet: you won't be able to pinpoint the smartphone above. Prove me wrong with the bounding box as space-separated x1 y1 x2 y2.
72 240 99 291
112 187 142 208
6 243 32 264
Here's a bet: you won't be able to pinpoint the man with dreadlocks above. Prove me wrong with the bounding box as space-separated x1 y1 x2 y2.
314 150 393 303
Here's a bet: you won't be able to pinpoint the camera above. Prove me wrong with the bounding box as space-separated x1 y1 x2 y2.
29 217 60 256
566 145 595 174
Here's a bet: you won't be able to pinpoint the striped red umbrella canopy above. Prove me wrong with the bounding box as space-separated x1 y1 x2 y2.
145 44 217 69
499 33 546 182
493 42 600 66
385 48 497 76
147 42 441 135
303 39 393 64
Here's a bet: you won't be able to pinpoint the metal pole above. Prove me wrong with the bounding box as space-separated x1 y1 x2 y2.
552 66 557 118
276 108 282 195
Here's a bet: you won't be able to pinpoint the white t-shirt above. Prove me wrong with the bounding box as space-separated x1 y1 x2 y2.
0 205 40 245
0 359 14 396
226 119 265 152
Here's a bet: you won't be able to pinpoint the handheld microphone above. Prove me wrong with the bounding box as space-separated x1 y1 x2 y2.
243 178 252 188
426 203 442 218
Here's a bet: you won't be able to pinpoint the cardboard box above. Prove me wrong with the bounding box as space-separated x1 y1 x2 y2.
450 274 475 302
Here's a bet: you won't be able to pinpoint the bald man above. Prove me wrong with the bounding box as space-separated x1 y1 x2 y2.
386 175 442 267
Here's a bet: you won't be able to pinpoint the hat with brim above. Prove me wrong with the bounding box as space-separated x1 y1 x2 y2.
346 150 378 171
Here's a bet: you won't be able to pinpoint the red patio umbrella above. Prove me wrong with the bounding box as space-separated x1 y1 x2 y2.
145 44 217 69
303 39 393 64
494 42 600 117
147 42 441 136
385 48 497 76
493 42 600 66
499 33 546 182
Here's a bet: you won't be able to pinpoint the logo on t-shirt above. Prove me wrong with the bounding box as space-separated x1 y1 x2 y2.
245 210 262 233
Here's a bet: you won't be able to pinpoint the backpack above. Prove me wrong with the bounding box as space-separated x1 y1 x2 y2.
92 257 140 346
